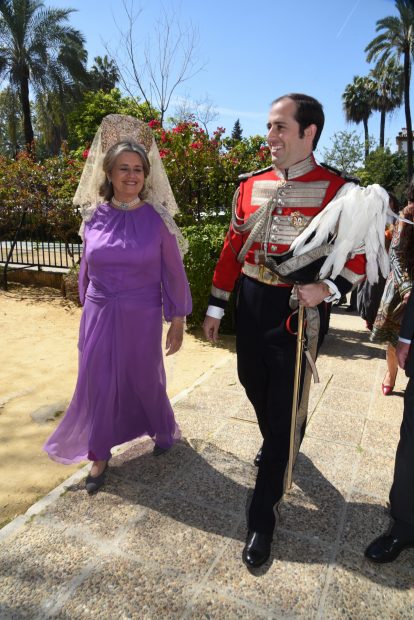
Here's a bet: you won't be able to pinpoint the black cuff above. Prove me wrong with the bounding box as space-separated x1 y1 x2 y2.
331 275 353 296
208 294 228 310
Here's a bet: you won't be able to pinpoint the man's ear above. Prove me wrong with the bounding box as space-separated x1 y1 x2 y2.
304 124 317 141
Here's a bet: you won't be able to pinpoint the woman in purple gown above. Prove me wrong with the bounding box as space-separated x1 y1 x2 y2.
44 116 192 493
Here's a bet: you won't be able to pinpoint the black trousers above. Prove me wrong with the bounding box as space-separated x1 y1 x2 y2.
389 376 414 537
236 276 325 534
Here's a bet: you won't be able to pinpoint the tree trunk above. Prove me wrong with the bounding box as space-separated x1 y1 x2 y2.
404 50 413 180
19 71 34 151
363 117 369 160
380 110 385 149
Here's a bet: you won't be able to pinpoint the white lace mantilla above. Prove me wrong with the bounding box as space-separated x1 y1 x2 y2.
74 114 187 257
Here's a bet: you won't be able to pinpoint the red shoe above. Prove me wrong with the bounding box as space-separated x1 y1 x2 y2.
381 371 395 396
381 383 394 396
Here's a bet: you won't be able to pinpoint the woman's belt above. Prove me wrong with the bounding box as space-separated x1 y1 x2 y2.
242 262 293 287
86 281 162 304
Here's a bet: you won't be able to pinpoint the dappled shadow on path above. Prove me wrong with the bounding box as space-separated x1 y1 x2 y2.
39 438 414 588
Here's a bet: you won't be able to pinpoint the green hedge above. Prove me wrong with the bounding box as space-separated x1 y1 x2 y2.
182 221 235 332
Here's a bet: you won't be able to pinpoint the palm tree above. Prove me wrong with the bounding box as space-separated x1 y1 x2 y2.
89 56 119 93
369 59 403 148
0 87 24 156
342 75 376 160
365 0 414 179
0 0 88 151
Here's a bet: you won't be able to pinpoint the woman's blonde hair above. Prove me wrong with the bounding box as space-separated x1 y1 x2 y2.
99 141 150 201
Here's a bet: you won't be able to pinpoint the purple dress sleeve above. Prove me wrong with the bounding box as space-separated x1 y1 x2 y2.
160 222 192 321
78 243 89 306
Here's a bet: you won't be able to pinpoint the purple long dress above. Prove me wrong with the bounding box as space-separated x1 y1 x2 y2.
44 202 192 464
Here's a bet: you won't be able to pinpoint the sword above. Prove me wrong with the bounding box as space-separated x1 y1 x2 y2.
286 301 306 490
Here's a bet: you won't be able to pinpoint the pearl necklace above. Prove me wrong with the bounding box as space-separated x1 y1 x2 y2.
111 196 142 211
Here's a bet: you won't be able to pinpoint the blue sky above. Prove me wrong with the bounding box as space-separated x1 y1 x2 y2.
48 0 403 158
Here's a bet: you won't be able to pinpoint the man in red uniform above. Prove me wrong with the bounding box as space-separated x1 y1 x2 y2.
203 94 366 568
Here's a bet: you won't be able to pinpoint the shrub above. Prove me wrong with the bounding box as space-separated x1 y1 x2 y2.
182 222 235 332
150 119 270 224
0 152 83 244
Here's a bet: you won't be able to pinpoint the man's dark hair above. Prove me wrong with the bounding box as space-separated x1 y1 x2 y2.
272 93 324 150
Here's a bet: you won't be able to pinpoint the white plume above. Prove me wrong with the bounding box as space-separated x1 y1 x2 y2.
290 183 390 284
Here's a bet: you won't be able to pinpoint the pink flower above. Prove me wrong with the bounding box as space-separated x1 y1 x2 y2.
148 119 160 128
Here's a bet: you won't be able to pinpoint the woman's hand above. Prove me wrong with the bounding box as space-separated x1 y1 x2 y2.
165 317 185 356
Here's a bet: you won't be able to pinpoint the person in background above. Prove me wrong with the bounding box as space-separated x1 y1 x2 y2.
357 192 400 329
370 181 414 396
365 285 414 562
44 115 192 494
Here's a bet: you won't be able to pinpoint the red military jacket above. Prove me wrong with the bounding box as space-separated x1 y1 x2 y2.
210 155 366 306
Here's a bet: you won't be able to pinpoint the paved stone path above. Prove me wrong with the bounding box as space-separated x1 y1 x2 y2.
1 307 413 619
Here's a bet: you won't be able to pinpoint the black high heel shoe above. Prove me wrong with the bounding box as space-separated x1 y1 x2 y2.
85 461 108 495
153 444 171 456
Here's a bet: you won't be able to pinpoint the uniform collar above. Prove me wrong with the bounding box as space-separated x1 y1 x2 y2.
274 154 317 180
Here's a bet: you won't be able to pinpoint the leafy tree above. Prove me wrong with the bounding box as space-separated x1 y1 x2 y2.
89 55 119 92
0 87 24 157
34 55 120 156
67 88 158 151
34 84 84 156
342 75 376 159
357 147 407 196
365 0 414 179
0 0 88 151
0 151 84 248
231 119 243 142
369 58 403 148
322 130 368 175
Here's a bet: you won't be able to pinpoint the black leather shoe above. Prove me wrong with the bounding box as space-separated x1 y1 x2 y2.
242 531 272 568
85 462 108 495
254 448 263 467
364 533 414 563
153 444 171 456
